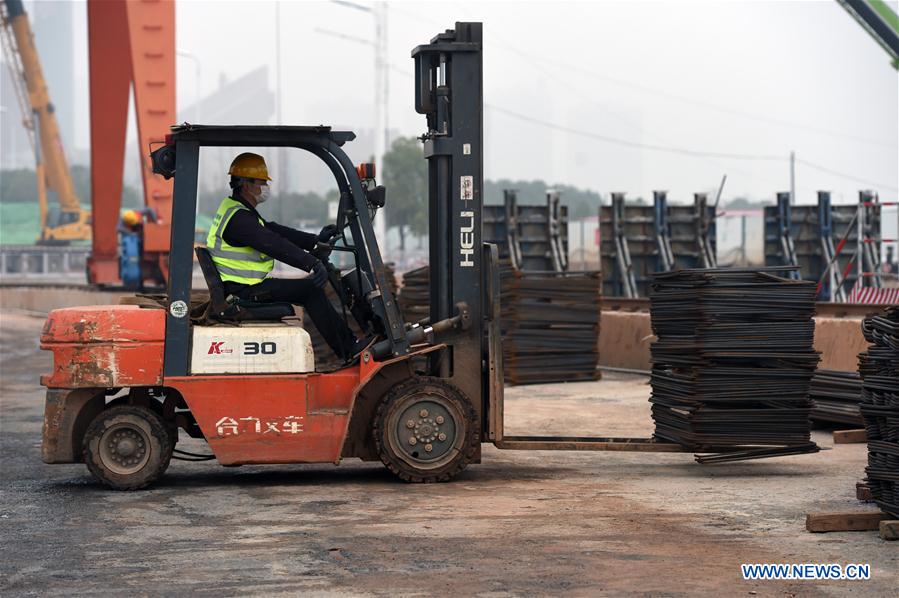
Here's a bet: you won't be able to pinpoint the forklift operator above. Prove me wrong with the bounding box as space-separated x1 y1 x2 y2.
207 152 363 360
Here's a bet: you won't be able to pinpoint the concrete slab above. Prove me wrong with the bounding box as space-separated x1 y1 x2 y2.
814 316 869 371
0 285 128 314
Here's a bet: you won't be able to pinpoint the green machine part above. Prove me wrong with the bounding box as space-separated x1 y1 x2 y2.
838 0 899 69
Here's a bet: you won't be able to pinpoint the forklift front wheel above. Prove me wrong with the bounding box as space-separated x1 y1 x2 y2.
82 405 174 490
374 377 479 483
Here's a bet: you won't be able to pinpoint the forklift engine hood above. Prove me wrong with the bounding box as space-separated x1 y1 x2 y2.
40 305 165 388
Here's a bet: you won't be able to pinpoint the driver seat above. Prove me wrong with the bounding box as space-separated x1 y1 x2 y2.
195 247 294 322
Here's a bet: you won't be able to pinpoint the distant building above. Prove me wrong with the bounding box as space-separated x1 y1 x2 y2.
172 67 276 194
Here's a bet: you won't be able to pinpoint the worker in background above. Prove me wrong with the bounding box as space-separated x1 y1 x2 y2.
118 207 156 291
207 152 364 361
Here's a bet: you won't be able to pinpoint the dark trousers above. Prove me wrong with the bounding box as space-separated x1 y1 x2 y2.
226 278 356 359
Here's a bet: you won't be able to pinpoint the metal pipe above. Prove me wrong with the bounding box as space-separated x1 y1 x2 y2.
371 302 470 359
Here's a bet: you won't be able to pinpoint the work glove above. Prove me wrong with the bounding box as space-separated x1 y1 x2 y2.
318 224 339 242
310 260 329 288
312 240 333 260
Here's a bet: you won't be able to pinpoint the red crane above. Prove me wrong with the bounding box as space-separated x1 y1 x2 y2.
86 0 175 286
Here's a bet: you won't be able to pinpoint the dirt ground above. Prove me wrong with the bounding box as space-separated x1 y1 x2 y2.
1 309 896 596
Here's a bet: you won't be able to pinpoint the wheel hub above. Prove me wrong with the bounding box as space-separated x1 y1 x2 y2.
99 425 151 475
394 397 457 463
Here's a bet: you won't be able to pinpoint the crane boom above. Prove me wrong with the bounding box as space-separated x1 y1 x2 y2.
837 0 899 69
0 0 90 243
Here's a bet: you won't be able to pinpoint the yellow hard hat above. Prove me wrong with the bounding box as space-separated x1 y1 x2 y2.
122 209 141 227
228 152 272 181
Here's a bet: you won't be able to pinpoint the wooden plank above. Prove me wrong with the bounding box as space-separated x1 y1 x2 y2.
880 520 899 541
856 482 873 502
806 511 889 532
833 429 867 444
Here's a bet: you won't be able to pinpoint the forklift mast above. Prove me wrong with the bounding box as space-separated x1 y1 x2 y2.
413 23 487 424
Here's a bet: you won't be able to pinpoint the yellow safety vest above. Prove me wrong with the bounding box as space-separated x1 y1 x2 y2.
206 197 274 285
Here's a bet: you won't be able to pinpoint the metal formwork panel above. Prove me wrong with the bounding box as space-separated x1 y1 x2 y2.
483 205 511 261
599 203 661 297
764 196 880 300
600 197 718 297
484 200 569 272
600 204 656 296
516 203 568 271
669 202 717 270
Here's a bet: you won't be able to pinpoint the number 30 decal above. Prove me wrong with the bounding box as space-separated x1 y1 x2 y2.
244 342 277 355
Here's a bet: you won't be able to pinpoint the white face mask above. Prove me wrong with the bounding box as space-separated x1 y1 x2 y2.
249 184 270 204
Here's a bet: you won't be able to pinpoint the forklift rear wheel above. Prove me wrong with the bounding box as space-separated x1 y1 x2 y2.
374 377 479 483
82 405 174 490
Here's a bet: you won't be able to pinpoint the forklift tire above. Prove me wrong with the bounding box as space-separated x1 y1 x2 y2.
82 405 174 490
373 377 479 483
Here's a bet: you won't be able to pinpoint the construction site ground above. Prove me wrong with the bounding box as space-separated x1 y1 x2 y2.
1 309 896 596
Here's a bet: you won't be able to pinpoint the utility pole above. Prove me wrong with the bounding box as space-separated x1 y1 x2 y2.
275 1 287 196
789 150 796 206
327 0 388 251
372 2 389 251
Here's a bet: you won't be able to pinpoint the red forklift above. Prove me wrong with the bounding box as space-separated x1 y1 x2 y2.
39 23 681 490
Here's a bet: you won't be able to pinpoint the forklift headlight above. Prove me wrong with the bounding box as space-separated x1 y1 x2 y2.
366 185 386 209
150 145 177 179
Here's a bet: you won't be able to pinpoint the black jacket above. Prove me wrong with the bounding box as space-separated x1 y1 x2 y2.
221 195 318 272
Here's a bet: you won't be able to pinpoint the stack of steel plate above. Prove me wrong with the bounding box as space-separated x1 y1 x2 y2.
500 266 602 384
649 267 820 463
808 369 863 426
859 306 899 518
398 265 430 323
399 263 602 384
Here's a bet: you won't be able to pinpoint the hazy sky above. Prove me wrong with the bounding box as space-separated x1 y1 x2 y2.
54 0 899 205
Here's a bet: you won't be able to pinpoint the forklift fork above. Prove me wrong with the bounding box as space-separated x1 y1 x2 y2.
482 243 684 453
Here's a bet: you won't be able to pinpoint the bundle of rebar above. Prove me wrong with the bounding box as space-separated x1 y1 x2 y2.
397 265 430 323
859 306 899 518
500 266 602 384
809 369 863 426
399 264 602 384
648 267 820 463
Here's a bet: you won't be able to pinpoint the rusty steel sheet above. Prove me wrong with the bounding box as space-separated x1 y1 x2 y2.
858 306 899 518
648 267 821 463
601 296 895 319
809 369 863 426
400 264 603 385
397 265 430 323
500 266 601 385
